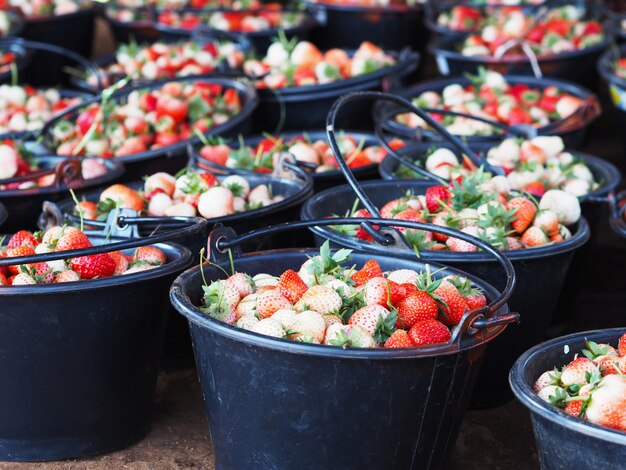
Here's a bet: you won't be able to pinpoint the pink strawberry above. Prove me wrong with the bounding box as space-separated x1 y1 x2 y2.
133 246 167 265
364 277 405 308
256 290 292 319
520 226 548 247
55 227 92 252
227 272 255 298
560 357 596 386
54 270 81 283
296 285 342 315
348 304 394 342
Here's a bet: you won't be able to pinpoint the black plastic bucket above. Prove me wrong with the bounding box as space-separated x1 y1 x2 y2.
154 7 319 54
20 7 96 86
70 31 251 93
44 157 315 253
251 49 419 132
305 1 427 59
40 75 258 182
428 32 608 88
375 74 602 149
0 155 125 233
0 201 6 227
0 231 194 461
170 219 517 469
195 129 381 191
301 179 590 408
510 328 626 469
598 43 626 158
103 4 160 46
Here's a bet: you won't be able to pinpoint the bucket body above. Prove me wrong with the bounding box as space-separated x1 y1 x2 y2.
21 8 96 87
510 328 626 469
301 180 590 408
0 240 192 461
171 249 510 469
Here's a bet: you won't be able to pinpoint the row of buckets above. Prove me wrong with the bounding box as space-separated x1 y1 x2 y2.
1 87 626 468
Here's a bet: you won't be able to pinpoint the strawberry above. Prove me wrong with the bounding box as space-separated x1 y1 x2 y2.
54 270 81 283
386 269 418 285
296 285 342 315
21 262 54 284
55 227 92 252
227 272 254 298
384 329 415 348
276 269 308 303
133 246 167 266
325 324 376 348
348 304 395 343
564 400 584 418
76 201 98 220
446 226 480 252
447 277 487 310
619 334 626 357
11 273 36 285
425 185 451 213
290 310 326 343
560 357 596 386
520 226 548 247
434 280 469 326
364 277 405 308
380 199 408 219
533 369 560 393
109 251 130 275
524 181 546 198
508 197 537 234
596 356 623 376
350 259 382 286
7 230 38 249
396 290 439 329
533 210 559 237
70 253 116 279
5 246 36 275
401 283 418 296
408 319 451 346
585 375 626 431
256 290 292 319
249 318 285 338
99 184 144 213
353 208 374 241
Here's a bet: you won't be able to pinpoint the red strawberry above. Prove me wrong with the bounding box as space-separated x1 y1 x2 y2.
199 144 230 166
256 290 292 319
465 292 487 310
22 262 54 284
380 199 408 219
384 329 415 348
351 259 383 286
70 253 116 279
55 227 93 252
508 197 537 234
353 209 375 241
133 246 167 266
7 230 38 249
524 181 546 198
5 246 36 275
434 280 469 326
364 277 405 308
109 251 130 275
425 185 451 213
277 269 308 303
396 291 439 329
401 282 418 296
408 319 451 346
520 226 548 247
564 400 583 417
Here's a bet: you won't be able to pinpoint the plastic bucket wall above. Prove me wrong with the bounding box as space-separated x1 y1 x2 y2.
428 35 607 89
301 180 590 408
510 328 626 469
195 130 381 192
0 239 192 461
170 249 510 470
20 9 96 86
0 156 125 233
306 2 427 59
375 75 601 149
0 202 6 227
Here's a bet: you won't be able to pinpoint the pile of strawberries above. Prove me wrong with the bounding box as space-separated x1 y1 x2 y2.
49 80 243 157
334 170 581 251
459 6 604 58
76 169 283 220
394 135 599 198
198 132 404 173
533 334 626 432
0 139 108 187
2 0 88 17
0 226 167 286
157 3 305 34
87 40 245 89
200 242 488 348
0 84 83 136
397 69 584 136
244 39 395 89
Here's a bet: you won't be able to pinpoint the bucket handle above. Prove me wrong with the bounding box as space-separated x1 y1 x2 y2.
2 214 208 267
212 217 518 332
5 38 106 92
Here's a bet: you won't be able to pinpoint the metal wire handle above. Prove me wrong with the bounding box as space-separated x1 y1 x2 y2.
0 215 208 267
2 38 106 91
214 217 517 329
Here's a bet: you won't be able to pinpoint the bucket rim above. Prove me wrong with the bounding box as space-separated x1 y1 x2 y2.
170 247 511 360
509 327 626 446
300 179 591 261
0 239 191 295
301 0 423 14
598 42 626 89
